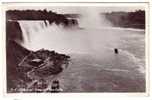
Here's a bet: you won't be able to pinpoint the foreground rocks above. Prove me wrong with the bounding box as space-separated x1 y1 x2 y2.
7 41 70 93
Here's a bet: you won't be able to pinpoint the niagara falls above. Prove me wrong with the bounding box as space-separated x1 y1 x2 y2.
6 6 145 93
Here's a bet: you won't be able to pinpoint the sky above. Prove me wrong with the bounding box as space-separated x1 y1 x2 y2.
46 6 145 14
5 3 146 14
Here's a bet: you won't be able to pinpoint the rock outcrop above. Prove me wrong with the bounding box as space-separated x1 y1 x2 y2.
7 41 70 92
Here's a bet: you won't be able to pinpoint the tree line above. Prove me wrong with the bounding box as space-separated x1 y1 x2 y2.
6 9 78 27
104 10 145 29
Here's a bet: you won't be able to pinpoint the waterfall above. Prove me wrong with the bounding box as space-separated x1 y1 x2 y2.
18 20 49 49
18 20 93 54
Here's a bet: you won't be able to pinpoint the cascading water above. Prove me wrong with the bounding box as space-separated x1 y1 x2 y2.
19 20 49 50
18 21 92 54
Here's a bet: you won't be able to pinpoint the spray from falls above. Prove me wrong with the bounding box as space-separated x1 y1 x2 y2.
18 9 120 55
79 8 112 29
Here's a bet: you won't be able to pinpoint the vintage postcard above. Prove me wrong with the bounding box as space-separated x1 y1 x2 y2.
1 2 149 96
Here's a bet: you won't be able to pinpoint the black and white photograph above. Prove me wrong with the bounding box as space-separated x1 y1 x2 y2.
5 3 147 93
